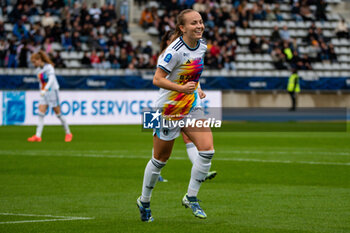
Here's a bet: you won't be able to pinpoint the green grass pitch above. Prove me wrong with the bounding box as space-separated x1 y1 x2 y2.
0 125 350 233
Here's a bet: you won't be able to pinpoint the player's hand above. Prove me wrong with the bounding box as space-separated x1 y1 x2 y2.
40 90 46 96
198 88 206 99
181 81 196 94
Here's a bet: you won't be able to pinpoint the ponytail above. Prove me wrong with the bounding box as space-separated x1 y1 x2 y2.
159 30 174 55
31 50 55 66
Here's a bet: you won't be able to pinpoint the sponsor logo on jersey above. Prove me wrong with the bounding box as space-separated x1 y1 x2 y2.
164 53 172 63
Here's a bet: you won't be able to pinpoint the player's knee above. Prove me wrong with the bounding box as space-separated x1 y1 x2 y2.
153 153 170 163
197 145 214 151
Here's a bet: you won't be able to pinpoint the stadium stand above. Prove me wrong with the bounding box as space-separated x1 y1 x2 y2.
0 0 349 80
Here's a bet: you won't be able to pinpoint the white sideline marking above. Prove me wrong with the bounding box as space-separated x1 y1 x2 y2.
0 213 94 224
2 149 350 156
1 150 350 166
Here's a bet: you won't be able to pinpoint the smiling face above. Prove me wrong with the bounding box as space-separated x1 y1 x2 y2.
180 11 204 41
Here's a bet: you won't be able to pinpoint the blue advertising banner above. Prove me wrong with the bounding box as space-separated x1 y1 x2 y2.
2 91 26 125
0 75 350 90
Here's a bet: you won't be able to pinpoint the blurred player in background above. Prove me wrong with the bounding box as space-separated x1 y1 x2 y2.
137 9 215 222
27 51 73 142
157 30 217 182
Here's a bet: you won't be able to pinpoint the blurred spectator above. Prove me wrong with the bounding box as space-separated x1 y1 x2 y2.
335 19 349 39
143 41 153 57
134 40 144 55
43 38 53 54
100 56 111 69
90 49 100 68
107 48 117 64
260 36 270 53
107 4 117 22
139 8 154 29
300 54 312 70
7 40 18 68
316 0 327 21
328 44 338 63
290 50 303 70
13 20 29 40
291 2 302 22
51 22 63 42
273 3 283 22
300 0 314 21
89 2 101 21
81 52 91 68
222 55 235 70
61 31 73 51
249 35 261 54
72 31 82 51
125 63 139 75
111 58 120 69
271 26 281 42
9 4 24 23
280 25 291 41
193 0 206 13
266 6 276 21
210 41 221 57
252 2 266 20
307 41 321 62
205 52 219 69
0 21 5 39
282 41 293 63
97 33 108 52
319 42 330 62
0 39 7 67
271 47 287 70
119 48 129 68
41 11 55 28
52 52 66 68
120 0 130 22
117 15 129 34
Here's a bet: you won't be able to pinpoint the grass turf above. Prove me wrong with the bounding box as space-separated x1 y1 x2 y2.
0 124 350 233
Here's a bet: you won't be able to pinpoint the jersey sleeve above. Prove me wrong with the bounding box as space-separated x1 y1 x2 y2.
157 48 180 74
44 64 56 90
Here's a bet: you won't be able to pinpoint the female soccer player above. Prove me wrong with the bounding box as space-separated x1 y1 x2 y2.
157 30 217 182
137 9 215 222
27 51 73 142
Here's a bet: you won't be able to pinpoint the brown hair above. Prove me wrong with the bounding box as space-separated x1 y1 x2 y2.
159 30 174 55
31 50 55 66
170 9 195 44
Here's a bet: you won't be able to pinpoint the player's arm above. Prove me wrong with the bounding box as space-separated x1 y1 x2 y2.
41 66 55 95
197 82 206 99
153 68 196 94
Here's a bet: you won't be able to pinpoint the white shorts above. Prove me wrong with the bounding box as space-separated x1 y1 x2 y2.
39 90 60 107
153 107 206 141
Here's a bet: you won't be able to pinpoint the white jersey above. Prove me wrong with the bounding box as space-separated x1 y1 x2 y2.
35 63 59 91
156 36 207 119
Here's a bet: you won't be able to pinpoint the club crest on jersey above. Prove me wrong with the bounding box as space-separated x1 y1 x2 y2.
164 53 172 63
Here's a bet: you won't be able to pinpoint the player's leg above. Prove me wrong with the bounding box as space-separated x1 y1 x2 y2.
181 131 196 164
53 106 72 141
181 123 214 219
137 135 175 222
182 130 217 181
28 104 48 142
